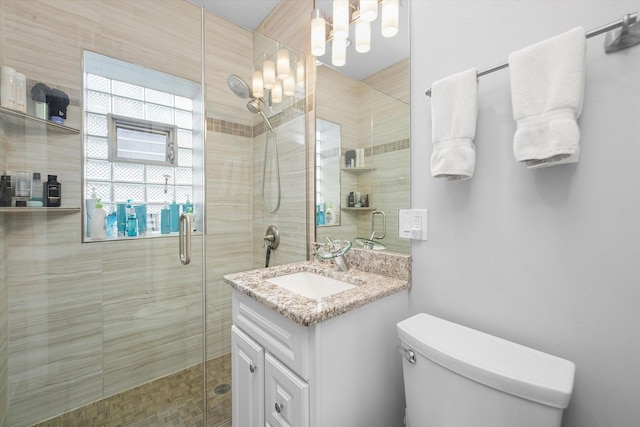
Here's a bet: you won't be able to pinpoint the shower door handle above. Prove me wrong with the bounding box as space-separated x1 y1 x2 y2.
179 213 192 265
371 210 386 240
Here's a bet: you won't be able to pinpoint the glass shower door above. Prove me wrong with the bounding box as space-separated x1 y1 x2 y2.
0 1 209 426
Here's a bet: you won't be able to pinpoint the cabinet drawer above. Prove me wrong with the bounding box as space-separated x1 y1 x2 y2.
265 353 309 427
232 291 310 379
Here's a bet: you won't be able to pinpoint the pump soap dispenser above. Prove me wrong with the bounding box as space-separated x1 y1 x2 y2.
90 198 107 240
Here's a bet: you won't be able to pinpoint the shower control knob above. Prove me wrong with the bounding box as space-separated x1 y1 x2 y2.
275 402 283 413
249 363 257 373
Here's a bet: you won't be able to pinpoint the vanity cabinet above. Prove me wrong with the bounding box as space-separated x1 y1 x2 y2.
231 288 408 427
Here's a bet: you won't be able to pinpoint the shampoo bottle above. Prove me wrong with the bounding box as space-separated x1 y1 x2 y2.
126 199 137 237
161 204 171 234
44 175 61 207
90 198 107 240
170 200 179 232
86 187 98 237
182 197 193 214
325 202 334 225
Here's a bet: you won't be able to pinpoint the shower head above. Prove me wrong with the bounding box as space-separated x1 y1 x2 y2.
246 98 261 114
246 98 275 134
226 74 251 99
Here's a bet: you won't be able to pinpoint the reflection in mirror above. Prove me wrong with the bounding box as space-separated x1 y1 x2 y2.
315 61 410 254
316 118 341 227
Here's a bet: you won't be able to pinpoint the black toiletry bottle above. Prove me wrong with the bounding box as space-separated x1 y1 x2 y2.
44 175 61 207
348 191 355 207
0 175 12 207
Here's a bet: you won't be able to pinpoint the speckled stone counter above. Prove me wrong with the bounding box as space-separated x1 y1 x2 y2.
223 249 411 326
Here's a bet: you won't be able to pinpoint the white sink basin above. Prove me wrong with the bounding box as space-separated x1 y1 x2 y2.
265 271 356 300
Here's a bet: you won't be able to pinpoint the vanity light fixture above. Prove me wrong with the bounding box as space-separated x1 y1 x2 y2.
332 37 347 66
251 47 302 110
283 75 295 96
296 60 305 88
381 0 399 37
277 48 290 80
311 0 400 66
271 80 283 104
311 8 327 56
355 17 371 53
359 0 378 22
332 0 350 40
263 60 276 89
252 70 264 99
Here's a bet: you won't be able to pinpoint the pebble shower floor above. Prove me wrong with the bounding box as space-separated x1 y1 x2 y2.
31 354 232 427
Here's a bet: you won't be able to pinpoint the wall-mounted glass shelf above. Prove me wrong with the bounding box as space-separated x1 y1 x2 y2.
0 106 80 134
341 207 375 211
0 207 81 213
342 166 376 172
84 230 202 243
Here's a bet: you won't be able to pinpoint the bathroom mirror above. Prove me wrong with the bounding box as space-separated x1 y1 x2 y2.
316 118 342 227
314 2 410 254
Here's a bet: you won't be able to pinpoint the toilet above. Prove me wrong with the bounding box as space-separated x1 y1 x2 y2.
397 313 576 427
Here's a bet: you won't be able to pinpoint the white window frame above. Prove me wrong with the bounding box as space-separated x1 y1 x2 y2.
107 114 178 166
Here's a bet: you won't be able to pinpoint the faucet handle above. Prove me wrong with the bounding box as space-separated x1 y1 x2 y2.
263 233 274 248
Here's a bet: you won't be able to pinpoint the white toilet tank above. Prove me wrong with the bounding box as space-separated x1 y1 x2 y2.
397 313 575 427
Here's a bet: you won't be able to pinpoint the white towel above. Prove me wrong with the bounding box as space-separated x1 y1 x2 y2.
509 26 586 168
430 68 478 180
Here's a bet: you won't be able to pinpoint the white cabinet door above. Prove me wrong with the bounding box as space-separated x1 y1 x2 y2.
265 353 309 427
232 325 264 427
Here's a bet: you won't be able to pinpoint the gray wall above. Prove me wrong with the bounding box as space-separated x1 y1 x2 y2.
410 1 640 426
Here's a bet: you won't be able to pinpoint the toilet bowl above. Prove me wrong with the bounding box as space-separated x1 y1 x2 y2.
397 313 575 427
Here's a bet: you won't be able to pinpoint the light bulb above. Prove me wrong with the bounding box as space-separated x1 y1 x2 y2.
332 37 347 67
263 60 275 90
272 80 283 104
296 60 305 88
360 0 378 22
355 19 371 53
381 0 399 37
284 75 295 96
277 48 290 80
333 0 350 40
252 71 264 99
311 9 326 56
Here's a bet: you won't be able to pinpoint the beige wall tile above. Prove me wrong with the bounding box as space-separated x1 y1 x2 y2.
257 0 313 55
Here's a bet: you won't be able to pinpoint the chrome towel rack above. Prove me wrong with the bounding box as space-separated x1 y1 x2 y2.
424 12 640 97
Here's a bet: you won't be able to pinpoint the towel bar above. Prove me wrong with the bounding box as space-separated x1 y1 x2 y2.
424 12 639 97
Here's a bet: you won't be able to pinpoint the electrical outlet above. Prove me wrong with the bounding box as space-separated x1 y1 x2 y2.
398 209 428 241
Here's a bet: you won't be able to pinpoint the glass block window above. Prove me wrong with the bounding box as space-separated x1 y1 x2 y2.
83 51 202 241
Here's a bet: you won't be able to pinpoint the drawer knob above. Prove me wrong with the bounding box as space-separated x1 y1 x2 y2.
275 402 283 413
249 363 257 373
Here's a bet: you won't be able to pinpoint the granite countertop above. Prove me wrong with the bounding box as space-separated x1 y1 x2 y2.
224 249 411 326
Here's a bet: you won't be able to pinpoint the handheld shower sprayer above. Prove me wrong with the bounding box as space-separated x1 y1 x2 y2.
226 74 281 213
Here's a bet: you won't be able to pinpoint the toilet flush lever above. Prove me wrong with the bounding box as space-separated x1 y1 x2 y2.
398 346 417 364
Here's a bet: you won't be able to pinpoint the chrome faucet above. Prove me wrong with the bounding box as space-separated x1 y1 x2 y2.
316 238 352 272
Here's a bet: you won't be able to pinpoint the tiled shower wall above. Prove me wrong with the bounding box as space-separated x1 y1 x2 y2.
0 0 264 425
203 11 254 363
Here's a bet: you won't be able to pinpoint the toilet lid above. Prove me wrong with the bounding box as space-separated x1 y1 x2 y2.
397 313 576 409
